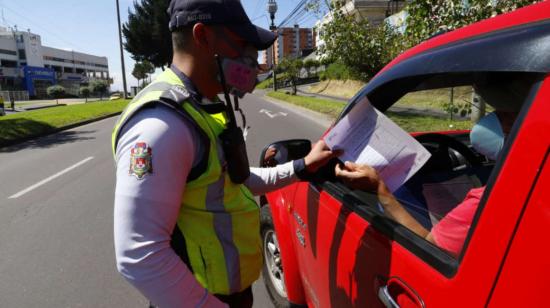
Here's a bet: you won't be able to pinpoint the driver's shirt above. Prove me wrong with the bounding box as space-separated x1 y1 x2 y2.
114 104 301 308
431 187 486 257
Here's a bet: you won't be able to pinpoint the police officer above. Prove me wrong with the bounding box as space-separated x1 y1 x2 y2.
112 0 339 307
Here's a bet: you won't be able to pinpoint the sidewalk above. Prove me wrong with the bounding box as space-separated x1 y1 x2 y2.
4 97 104 115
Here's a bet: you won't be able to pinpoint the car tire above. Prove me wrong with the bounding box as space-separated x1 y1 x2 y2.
261 205 291 308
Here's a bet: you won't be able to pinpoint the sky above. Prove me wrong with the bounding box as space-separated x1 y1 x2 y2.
0 0 322 92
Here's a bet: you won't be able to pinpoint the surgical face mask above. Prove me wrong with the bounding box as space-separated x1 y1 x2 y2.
220 56 258 97
213 28 259 97
470 112 505 161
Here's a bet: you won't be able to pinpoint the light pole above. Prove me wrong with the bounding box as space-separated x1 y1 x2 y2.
267 0 278 91
116 0 128 99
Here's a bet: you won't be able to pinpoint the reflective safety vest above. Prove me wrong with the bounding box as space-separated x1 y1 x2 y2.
111 69 261 295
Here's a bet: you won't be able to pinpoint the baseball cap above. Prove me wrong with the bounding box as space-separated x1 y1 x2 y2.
167 0 277 50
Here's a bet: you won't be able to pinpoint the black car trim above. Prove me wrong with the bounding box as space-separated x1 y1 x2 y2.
459 79 544 262
314 76 545 278
337 19 550 120
313 180 459 277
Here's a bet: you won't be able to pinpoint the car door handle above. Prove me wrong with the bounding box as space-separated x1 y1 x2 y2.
378 286 400 308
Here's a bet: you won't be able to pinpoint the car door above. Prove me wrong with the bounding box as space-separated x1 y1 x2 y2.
287 74 550 307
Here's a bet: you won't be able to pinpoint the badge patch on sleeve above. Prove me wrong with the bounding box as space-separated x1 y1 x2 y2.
129 142 153 179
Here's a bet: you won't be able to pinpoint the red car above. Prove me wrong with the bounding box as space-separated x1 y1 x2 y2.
259 2 550 307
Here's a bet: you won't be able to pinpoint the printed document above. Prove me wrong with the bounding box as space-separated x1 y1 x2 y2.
325 97 431 192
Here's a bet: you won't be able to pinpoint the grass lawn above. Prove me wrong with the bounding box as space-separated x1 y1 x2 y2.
0 99 129 144
266 91 472 132
267 91 346 119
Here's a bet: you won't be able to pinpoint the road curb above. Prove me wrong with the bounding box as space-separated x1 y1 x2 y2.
0 112 121 149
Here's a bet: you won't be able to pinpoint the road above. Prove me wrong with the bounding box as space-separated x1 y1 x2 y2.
0 92 329 307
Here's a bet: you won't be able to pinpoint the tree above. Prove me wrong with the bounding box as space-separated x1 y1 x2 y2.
79 86 91 103
123 0 172 69
405 0 540 45
278 58 302 95
47 85 66 105
132 60 155 89
319 6 405 81
404 0 540 121
90 80 109 100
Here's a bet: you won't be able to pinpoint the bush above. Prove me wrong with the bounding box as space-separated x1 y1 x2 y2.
319 62 355 81
47 85 66 104
90 80 109 100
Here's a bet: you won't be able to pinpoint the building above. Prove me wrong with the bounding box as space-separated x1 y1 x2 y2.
0 27 110 98
336 0 407 26
314 0 407 60
262 25 316 68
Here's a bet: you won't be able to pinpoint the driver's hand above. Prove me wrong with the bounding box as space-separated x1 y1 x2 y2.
335 161 382 192
304 140 342 172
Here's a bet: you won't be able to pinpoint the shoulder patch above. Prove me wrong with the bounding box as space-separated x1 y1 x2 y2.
129 142 153 179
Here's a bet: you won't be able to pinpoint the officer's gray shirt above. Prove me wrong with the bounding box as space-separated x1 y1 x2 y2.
114 106 298 307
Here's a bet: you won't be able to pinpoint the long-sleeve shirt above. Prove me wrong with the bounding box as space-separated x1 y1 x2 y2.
114 105 300 307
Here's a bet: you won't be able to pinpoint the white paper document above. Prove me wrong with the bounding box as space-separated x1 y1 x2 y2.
325 97 431 192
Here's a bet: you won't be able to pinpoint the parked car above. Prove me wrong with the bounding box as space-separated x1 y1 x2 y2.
259 2 550 307
109 92 122 101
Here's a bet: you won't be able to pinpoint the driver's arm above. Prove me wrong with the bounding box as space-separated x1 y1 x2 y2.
335 161 432 240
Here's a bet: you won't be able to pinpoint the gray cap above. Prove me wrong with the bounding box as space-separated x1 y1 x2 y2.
167 0 277 50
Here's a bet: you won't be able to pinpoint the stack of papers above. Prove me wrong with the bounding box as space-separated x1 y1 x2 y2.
325 97 431 192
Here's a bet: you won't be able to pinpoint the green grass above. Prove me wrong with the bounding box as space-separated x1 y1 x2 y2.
256 78 273 90
0 99 129 144
266 91 473 132
386 112 472 132
267 91 346 119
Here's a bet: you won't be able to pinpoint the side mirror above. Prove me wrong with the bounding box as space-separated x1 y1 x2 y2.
259 139 312 167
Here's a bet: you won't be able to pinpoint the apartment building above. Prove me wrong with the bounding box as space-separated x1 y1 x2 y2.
262 25 316 68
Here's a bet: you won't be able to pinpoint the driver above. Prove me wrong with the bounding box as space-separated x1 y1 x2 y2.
334 76 530 257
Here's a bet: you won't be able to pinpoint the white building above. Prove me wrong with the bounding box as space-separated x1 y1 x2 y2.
314 0 408 60
0 27 110 98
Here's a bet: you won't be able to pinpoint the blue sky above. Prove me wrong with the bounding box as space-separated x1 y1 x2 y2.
0 0 320 92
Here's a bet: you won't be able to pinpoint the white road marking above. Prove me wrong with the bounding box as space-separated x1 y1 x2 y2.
8 157 95 199
260 109 288 118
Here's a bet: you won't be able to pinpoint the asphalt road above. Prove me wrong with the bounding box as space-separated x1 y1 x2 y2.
0 92 329 307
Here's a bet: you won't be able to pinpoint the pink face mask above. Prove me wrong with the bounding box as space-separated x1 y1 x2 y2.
221 57 258 97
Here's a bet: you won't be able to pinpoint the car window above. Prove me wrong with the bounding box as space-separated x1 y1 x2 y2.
333 72 541 270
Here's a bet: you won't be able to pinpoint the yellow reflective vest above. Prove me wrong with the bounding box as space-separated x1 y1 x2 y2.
112 68 261 295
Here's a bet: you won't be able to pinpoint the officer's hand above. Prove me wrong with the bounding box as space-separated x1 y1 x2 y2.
263 147 278 167
304 139 342 172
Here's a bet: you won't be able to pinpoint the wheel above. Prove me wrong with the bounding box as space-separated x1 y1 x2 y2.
260 205 291 308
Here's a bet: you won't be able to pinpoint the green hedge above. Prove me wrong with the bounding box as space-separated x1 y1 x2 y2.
319 62 356 81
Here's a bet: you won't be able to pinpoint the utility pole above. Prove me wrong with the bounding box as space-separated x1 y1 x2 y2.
267 0 278 91
116 0 128 99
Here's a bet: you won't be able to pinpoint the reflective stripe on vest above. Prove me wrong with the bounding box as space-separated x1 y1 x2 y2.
111 69 260 295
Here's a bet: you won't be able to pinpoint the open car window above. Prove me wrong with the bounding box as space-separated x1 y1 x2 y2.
322 71 544 276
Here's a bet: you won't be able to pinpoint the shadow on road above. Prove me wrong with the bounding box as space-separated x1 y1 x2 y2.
0 118 96 153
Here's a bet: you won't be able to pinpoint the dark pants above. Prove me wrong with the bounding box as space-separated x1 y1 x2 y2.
149 287 253 308
215 287 253 308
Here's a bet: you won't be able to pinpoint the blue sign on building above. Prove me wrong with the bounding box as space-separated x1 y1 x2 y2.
23 66 56 96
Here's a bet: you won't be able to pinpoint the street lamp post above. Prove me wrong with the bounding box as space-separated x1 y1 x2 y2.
116 0 128 99
267 0 278 91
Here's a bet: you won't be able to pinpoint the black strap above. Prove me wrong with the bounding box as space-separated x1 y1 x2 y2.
158 85 210 183
170 225 193 274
